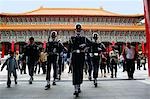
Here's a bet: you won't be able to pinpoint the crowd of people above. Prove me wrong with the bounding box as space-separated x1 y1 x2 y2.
0 24 147 97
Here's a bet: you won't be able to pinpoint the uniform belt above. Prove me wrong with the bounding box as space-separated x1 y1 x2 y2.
72 50 84 53
89 53 99 57
48 52 59 55
94 53 99 56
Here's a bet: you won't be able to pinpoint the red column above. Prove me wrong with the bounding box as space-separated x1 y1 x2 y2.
106 47 109 53
1 43 5 58
112 41 115 46
135 43 139 52
145 42 148 55
122 44 125 54
142 42 145 54
11 41 15 52
16 43 19 52
144 0 150 76
43 41 46 49
109 44 112 52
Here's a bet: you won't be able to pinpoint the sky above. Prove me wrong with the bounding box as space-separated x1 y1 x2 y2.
0 0 144 14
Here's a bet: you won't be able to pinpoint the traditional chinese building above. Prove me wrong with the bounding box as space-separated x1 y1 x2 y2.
0 7 145 56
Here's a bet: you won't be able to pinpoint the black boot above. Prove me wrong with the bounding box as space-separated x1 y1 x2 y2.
52 81 56 85
111 75 113 78
29 80 32 84
15 79 17 85
7 84 11 88
94 79 98 87
58 75 61 80
131 74 134 80
29 77 33 84
78 85 81 93
24 70 27 74
73 91 79 97
78 88 81 93
144 67 146 70
88 76 92 81
115 73 117 78
45 84 50 90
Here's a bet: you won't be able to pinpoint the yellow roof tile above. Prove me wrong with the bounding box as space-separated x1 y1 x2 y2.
1 7 143 17
0 24 145 31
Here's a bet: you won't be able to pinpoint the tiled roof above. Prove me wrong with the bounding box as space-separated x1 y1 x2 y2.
0 24 145 31
1 6 143 17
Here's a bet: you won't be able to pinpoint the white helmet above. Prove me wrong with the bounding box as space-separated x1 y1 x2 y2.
75 24 82 32
51 31 57 38
92 32 99 40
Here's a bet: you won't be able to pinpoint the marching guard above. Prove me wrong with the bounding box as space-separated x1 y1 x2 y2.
69 24 90 97
89 33 105 87
45 31 64 90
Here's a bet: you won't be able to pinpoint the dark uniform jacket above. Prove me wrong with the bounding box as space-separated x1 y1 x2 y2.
46 41 64 55
23 44 39 62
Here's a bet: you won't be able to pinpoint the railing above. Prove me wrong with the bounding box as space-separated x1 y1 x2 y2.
0 35 146 43
5 21 135 26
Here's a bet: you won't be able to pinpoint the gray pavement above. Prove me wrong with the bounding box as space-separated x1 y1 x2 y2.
0 63 150 99
0 80 150 99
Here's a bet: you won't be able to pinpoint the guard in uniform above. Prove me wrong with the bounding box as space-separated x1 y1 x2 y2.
69 24 90 97
23 37 39 84
45 31 64 90
89 33 105 87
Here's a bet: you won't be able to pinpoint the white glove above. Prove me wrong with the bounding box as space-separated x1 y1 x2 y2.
79 44 86 48
98 48 102 51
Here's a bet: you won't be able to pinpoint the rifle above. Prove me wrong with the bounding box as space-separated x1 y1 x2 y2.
48 30 51 42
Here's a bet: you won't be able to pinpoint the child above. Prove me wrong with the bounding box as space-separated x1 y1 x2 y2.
1 51 18 88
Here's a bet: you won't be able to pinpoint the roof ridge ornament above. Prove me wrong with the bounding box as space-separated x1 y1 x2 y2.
40 6 44 9
99 6 103 10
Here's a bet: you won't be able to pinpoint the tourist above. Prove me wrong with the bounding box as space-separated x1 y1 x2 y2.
22 37 39 84
39 48 47 74
1 51 18 88
109 46 119 78
124 43 136 79
100 52 107 78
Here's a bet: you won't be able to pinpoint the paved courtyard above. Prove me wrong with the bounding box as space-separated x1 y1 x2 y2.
0 79 150 99
0 62 150 99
